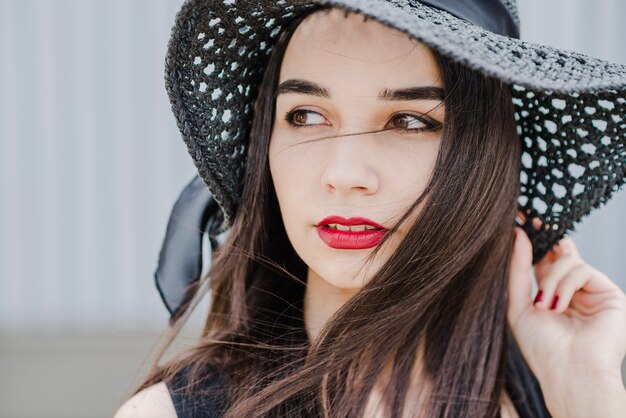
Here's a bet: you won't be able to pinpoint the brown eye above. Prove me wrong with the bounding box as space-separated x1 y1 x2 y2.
285 109 328 128
293 111 306 125
387 113 441 133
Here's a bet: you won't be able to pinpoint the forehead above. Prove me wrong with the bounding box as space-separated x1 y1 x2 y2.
278 8 442 90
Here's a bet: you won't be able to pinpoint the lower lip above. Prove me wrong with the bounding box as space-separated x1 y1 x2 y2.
316 225 389 249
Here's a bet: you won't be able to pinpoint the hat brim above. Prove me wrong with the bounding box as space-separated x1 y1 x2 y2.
165 0 626 262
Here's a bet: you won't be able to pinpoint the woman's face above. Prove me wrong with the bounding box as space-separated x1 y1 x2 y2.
269 8 445 291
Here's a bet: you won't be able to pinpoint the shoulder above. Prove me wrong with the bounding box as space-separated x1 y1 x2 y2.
114 381 177 418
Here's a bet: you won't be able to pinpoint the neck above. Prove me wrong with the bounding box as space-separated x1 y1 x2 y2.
304 268 358 343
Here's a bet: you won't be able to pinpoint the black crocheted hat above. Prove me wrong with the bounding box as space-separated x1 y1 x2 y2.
164 0 626 264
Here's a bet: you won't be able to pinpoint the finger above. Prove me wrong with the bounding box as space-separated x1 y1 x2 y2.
554 235 581 259
534 235 578 278
531 217 542 230
533 253 580 310
534 242 561 274
576 265 622 295
533 240 569 281
547 263 593 313
533 234 581 280
508 227 534 323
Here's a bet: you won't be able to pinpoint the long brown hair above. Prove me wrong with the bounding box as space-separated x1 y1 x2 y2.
133 6 522 417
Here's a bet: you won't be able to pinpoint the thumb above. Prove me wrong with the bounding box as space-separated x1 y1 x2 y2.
507 227 534 326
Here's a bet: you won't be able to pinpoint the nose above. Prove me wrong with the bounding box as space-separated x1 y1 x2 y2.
320 132 380 196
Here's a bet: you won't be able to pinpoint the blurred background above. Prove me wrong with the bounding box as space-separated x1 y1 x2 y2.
1 0 625 417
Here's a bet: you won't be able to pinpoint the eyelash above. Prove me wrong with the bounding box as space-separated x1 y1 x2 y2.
283 109 442 133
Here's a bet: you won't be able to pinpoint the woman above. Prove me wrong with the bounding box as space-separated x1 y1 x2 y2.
116 1 626 417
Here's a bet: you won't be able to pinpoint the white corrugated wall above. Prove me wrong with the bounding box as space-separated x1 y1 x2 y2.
0 0 194 333
0 0 625 334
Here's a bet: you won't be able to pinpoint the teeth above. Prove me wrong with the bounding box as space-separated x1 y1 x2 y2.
326 223 378 232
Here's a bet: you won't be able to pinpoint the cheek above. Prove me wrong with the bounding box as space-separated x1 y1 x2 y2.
383 139 440 194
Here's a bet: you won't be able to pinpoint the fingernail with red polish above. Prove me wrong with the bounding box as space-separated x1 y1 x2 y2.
550 295 559 310
533 290 543 305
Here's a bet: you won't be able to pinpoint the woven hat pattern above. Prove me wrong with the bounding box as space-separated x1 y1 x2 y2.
165 0 312 229
514 86 625 260
165 0 626 263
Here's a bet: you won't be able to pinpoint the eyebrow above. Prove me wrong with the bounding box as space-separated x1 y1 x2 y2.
276 78 445 101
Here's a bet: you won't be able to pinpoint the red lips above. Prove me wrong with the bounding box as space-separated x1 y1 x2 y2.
316 216 389 249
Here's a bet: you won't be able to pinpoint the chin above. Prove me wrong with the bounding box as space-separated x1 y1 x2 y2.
307 252 384 290
291 227 389 291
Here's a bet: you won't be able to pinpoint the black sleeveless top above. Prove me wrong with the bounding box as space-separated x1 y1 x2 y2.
167 330 552 417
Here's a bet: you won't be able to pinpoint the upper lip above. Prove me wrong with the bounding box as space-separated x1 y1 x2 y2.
317 215 387 230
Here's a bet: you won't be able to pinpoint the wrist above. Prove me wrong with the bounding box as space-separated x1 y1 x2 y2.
539 369 626 418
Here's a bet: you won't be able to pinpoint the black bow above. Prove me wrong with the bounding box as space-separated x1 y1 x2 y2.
154 175 225 323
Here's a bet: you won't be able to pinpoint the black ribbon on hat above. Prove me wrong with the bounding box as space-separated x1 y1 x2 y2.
418 0 520 38
154 175 224 323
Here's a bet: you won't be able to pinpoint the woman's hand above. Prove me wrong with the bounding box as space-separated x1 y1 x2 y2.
507 220 626 418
